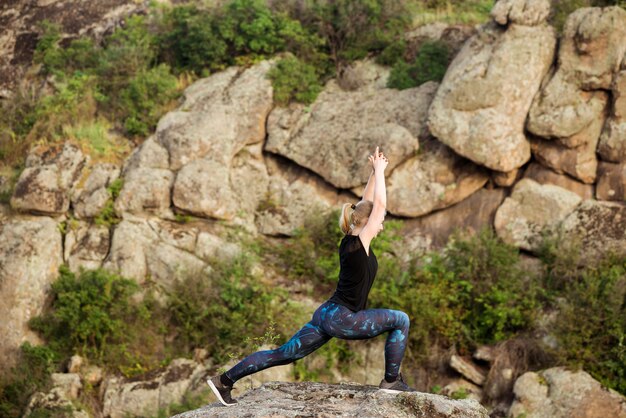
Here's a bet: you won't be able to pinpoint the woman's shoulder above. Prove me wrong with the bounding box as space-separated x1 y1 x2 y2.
341 234 364 253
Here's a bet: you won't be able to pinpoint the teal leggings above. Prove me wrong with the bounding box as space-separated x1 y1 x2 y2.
225 300 410 383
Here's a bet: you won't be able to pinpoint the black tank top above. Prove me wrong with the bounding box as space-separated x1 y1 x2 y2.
328 234 378 312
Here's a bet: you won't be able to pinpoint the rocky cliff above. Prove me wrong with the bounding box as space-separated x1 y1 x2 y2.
1 0 625 417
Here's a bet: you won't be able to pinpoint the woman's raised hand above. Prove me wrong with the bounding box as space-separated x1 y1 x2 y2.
371 146 388 173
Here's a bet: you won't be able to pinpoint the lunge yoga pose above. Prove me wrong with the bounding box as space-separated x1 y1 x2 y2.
208 146 415 406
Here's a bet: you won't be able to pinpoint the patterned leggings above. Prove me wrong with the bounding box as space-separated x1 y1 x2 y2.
224 300 410 383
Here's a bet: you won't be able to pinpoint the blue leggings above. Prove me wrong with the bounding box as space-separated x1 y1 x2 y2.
225 301 410 383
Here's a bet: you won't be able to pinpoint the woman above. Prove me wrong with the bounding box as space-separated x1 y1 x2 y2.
207 146 415 406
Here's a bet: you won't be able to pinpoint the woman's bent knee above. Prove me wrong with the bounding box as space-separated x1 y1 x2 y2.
395 311 410 329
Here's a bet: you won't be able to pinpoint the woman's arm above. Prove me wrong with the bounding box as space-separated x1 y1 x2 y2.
359 147 387 252
362 169 375 202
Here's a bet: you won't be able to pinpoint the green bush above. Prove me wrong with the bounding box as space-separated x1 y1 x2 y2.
268 55 322 105
29 266 146 365
167 253 300 363
120 64 179 136
387 41 450 90
305 0 412 69
550 255 626 394
0 343 58 418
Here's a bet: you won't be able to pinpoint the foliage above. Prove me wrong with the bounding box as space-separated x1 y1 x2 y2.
387 41 450 89
549 255 626 394
0 343 57 418
303 0 412 69
29 266 147 365
167 253 299 363
94 178 124 227
267 55 322 105
119 64 180 136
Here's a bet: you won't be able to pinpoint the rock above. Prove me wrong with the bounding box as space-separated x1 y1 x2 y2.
386 137 489 217
596 161 626 201
402 188 507 254
173 381 490 418
0 0 144 95
122 136 170 173
172 143 269 222
428 7 556 172
529 103 607 184
490 0 551 27
0 217 63 366
509 367 626 418
68 355 83 373
599 61 626 163
492 168 519 187
337 58 390 91
473 346 495 363
114 167 175 218
194 231 241 262
266 81 437 189
494 179 582 251
441 379 483 402
404 23 477 61
523 162 594 200
11 143 87 214
102 358 206 418
450 354 486 386
527 7 626 180
71 163 120 219
51 373 82 400
156 61 273 170
25 387 90 418
64 222 110 273
256 154 349 236
81 364 103 386
104 217 209 285
556 200 626 262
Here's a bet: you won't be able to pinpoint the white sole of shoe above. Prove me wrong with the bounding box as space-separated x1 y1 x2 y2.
207 378 237 406
379 388 403 394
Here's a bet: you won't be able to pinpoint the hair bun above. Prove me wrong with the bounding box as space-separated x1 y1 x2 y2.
350 204 356 210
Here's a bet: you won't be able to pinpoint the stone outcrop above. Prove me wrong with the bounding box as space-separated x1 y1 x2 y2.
25 387 89 418
64 222 110 273
174 381 489 418
428 0 556 172
0 0 143 97
494 179 582 251
528 7 626 183
509 367 626 418
596 161 626 201
386 137 489 217
71 163 120 219
10 143 87 214
0 216 63 366
523 162 594 200
556 199 626 262
599 58 626 163
266 81 437 190
102 358 207 418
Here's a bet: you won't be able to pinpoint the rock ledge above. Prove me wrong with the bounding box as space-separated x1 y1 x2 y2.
173 381 489 418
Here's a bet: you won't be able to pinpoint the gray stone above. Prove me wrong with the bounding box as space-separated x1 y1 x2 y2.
50 373 82 400
428 17 556 172
596 161 626 201
599 61 626 163
113 167 175 218
71 163 120 219
491 0 551 26
173 381 489 418
64 222 110 273
450 354 486 386
523 162 594 200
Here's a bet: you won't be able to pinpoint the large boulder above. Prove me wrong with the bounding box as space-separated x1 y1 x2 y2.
599 56 626 163
509 367 626 418
494 179 582 251
522 162 594 200
10 143 87 214
102 358 207 418
527 7 626 182
71 163 120 219
427 0 556 172
173 381 489 418
386 137 489 217
64 222 110 273
556 200 626 262
256 155 351 236
0 216 63 366
266 81 438 189
596 161 626 201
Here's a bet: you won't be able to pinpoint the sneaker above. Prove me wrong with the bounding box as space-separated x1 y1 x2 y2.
207 375 238 406
379 372 417 393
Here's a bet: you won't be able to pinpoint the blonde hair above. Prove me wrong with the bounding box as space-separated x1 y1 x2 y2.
339 200 374 235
